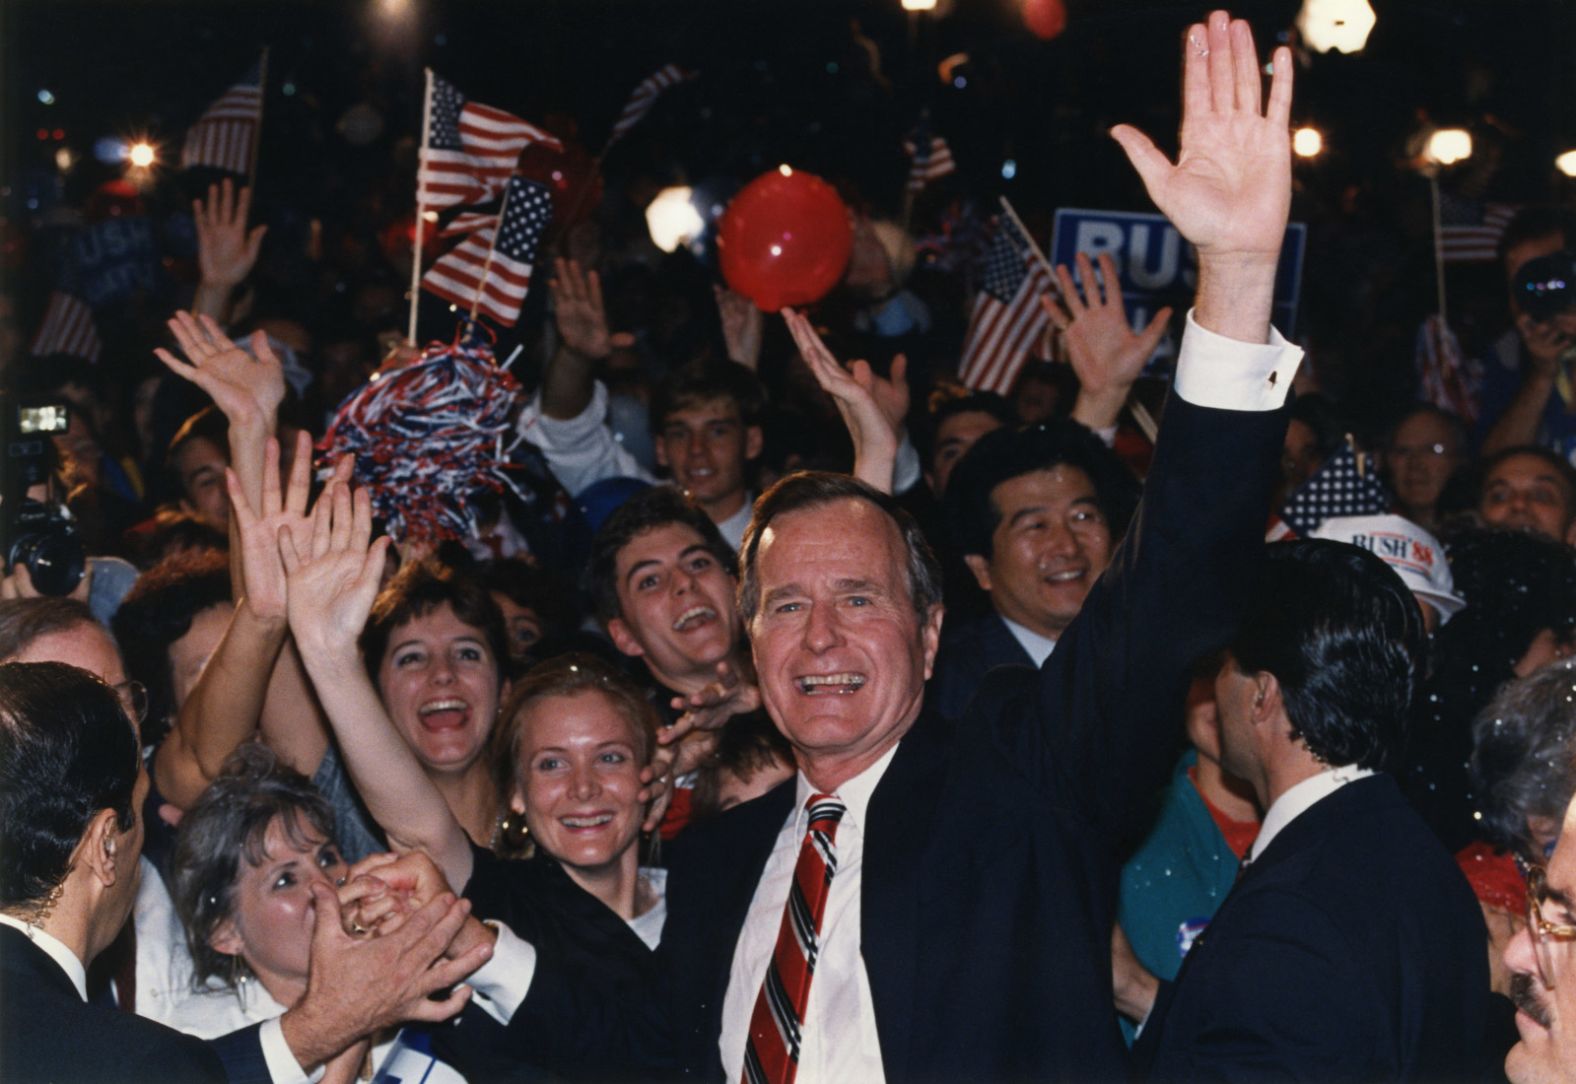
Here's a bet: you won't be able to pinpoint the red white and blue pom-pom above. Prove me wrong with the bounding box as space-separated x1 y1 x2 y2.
317 323 529 544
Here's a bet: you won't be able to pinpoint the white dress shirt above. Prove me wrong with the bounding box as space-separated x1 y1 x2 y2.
718 746 897 1084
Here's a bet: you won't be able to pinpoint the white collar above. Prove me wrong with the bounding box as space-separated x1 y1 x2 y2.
1000 615 1058 668
1249 764 1375 863
0 912 88 1000
794 742 900 833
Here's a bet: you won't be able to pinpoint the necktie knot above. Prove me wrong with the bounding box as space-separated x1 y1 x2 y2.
805 794 846 837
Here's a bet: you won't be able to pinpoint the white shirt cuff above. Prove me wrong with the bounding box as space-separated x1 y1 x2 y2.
1172 309 1302 412
260 1016 320 1084
892 435 921 494
517 381 611 447
467 921 537 1026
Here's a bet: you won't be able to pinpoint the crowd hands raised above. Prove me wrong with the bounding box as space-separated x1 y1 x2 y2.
6 10 1576 1083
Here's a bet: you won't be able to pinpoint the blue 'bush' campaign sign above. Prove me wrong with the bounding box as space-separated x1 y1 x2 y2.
1048 208 1306 372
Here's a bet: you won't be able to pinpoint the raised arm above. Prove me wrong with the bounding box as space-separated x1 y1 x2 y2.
783 306 908 493
1043 251 1172 433
280 476 475 890
153 433 331 806
541 258 611 420
1110 12 1291 344
983 12 1299 835
191 179 267 325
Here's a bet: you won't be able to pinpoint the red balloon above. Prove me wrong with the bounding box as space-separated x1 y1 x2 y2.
1023 0 1067 41
717 169 852 313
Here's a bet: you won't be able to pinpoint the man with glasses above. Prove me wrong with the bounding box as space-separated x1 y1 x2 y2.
1506 807 1576 1082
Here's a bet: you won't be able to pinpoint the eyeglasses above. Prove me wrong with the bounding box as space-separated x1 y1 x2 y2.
112 680 148 726
1525 864 1576 989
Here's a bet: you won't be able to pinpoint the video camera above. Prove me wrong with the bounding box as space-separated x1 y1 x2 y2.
2 396 87 596
1513 250 1576 324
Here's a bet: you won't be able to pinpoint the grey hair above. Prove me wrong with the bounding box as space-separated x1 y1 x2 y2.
736 471 943 624
1470 661 1576 856
169 743 337 988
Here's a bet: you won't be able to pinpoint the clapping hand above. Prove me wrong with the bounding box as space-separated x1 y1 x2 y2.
156 311 285 431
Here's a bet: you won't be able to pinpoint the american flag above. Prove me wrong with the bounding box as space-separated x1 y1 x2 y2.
29 292 101 362
606 64 696 147
1415 314 1481 423
419 74 563 210
181 58 264 176
422 177 553 327
1276 442 1392 538
1438 196 1518 264
903 126 955 192
958 215 1055 394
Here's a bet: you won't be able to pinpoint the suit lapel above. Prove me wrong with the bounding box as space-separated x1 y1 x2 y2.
862 712 952 1078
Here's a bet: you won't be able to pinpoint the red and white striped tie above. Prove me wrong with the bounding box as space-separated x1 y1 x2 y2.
741 794 847 1084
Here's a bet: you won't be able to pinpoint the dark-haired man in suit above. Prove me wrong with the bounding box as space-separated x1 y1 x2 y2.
1132 542 1489 1079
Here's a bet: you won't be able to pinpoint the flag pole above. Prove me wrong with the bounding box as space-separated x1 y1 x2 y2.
409 68 435 345
247 48 269 196
1428 173 1448 330
470 179 516 321
997 196 1056 280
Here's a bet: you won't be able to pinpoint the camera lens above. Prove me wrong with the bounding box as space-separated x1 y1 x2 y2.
12 532 86 597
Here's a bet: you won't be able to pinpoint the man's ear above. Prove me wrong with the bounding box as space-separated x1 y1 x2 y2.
654 439 670 470
963 554 993 593
78 808 124 890
606 617 646 660
920 603 946 681
744 425 764 463
1253 671 1285 725
1564 517 1576 548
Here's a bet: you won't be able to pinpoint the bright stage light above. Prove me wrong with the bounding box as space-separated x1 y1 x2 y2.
1556 150 1576 178
646 186 704 254
1296 0 1376 54
901 0 938 10
127 142 156 168
1425 129 1472 167
1293 127 1324 158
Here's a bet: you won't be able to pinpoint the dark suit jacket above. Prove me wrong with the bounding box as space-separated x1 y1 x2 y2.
1134 774 1489 1081
479 395 1289 1082
0 924 234 1083
929 610 1034 721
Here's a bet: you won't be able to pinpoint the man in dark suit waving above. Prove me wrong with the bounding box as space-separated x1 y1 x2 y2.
1131 542 1489 1079
447 11 1323 1082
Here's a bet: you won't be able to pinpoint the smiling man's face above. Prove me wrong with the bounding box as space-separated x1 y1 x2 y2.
607 522 740 694
747 497 941 792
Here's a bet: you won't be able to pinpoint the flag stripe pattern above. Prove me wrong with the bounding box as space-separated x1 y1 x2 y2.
29 292 101 362
903 132 956 192
181 60 264 175
1277 443 1392 537
742 796 845 1084
422 177 553 327
958 215 1054 394
607 64 696 146
419 75 563 210
1439 198 1517 264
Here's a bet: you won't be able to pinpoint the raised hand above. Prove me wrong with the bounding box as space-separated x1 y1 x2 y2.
155 311 285 431
551 257 611 360
226 431 325 623
1043 252 1173 430
714 284 764 370
664 660 762 746
195 179 267 291
279 473 390 663
1109 12 1291 265
784 306 907 492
